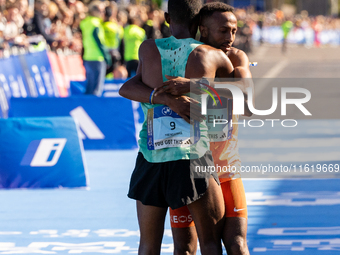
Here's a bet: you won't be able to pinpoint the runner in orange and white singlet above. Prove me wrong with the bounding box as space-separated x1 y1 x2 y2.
118 0 239 253
120 2 253 254
164 3 253 254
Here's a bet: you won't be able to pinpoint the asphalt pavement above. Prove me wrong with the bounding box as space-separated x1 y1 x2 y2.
245 45 340 119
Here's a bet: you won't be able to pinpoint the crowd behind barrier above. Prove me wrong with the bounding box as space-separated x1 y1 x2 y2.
0 46 139 151
1 0 340 55
252 25 340 46
1 1 340 121
0 1 339 55
231 8 340 52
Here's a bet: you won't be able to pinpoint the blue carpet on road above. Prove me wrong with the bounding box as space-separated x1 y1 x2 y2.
0 120 339 254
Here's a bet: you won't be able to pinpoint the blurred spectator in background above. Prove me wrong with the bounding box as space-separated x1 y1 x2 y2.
17 0 33 23
0 0 5 13
142 6 156 39
234 9 253 53
117 8 128 27
3 3 28 47
1 0 340 81
257 13 264 44
313 16 323 48
158 10 171 38
68 1 86 53
275 9 284 23
151 0 163 9
103 3 126 79
282 17 293 53
80 1 111 95
123 14 145 77
24 0 56 47
48 1 68 48
0 12 6 51
72 1 87 31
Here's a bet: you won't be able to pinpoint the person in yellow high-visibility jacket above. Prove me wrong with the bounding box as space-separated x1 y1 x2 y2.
123 16 146 78
80 1 111 95
103 3 124 77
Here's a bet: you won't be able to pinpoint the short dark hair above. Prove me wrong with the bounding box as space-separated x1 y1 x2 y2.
199 2 234 24
105 6 112 19
168 0 202 25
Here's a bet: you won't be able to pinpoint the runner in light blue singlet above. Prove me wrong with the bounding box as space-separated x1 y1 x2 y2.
138 36 210 163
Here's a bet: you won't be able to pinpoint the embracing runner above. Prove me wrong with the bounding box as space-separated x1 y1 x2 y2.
119 0 236 254
162 3 253 255
122 2 254 254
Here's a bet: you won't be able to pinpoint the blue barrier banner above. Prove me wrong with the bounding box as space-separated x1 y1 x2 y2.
37 50 59 96
0 56 30 117
23 50 59 97
102 79 126 97
0 58 12 100
0 56 27 99
10 55 30 98
0 83 9 118
0 117 87 188
70 79 145 124
9 96 138 150
253 26 340 46
70 79 126 97
102 79 144 124
18 54 39 97
70 80 87 95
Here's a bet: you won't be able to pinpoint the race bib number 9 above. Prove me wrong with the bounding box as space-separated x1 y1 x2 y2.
206 98 233 142
147 106 200 150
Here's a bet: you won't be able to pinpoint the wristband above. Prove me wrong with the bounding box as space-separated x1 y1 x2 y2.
197 77 210 88
149 90 155 104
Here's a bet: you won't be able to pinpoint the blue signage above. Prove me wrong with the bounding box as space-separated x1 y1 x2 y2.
0 117 87 188
102 79 145 124
0 82 9 118
23 50 59 97
0 56 26 99
9 96 138 150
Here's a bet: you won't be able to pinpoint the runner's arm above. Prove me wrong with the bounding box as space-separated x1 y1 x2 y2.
119 73 203 124
213 49 253 116
229 49 254 116
119 54 168 104
119 42 204 123
153 50 254 116
119 41 164 103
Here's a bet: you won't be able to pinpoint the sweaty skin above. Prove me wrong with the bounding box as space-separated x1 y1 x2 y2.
156 11 253 117
119 40 235 123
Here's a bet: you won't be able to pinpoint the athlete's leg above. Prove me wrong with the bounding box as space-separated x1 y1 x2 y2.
223 217 249 255
187 178 225 255
170 207 197 255
172 227 197 255
137 201 168 255
221 179 249 255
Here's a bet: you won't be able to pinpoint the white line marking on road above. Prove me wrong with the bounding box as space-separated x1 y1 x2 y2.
255 59 289 96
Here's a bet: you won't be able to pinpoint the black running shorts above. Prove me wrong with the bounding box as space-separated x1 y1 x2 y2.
127 150 219 209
